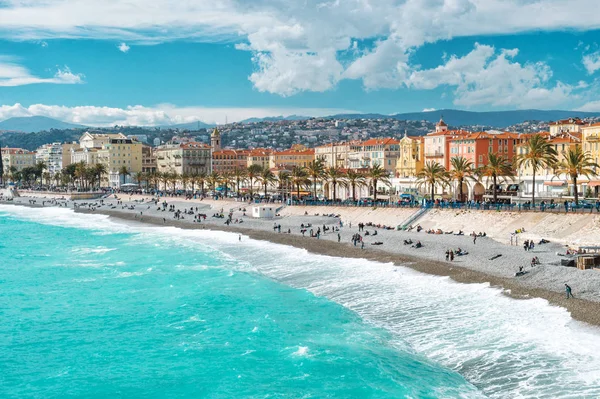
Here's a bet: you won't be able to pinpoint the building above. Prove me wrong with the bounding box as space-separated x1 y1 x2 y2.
212 149 249 174
79 132 127 149
548 118 584 136
96 137 143 187
156 142 211 175
315 142 351 169
582 122 600 168
35 142 63 175
1 147 36 172
141 145 157 174
270 144 315 170
448 131 521 169
61 142 80 169
347 137 400 173
246 148 272 170
396 134 424 178
423 118 470 170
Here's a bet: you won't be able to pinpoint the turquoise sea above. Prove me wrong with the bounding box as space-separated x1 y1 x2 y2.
1 205 600 399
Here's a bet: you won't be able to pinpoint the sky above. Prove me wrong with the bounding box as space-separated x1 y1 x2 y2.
1 0 600 126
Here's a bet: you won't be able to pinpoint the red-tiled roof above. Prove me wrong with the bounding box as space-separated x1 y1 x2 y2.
180 142 210 149
1 147 34 154
361 137 400 146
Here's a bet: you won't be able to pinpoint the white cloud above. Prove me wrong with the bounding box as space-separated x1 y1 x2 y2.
118 42 130 53
577 101 600 112
422 108 436 112
0 1 599 106
0 58 84 86
0 103 357 126
583 51 600 74
405 44 576 109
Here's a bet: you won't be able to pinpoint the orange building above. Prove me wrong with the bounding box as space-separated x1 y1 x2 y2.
270 144 315 170
212 149 249 174
448 131 521 169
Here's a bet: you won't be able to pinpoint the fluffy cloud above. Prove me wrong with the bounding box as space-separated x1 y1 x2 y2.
583 51 600 75
0 103 356 126
0 58 83 86
405 44 576 108
1 0 600 104
118 42 130 53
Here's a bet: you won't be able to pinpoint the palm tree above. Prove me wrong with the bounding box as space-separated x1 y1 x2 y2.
289 166 310 199
324 167 347 201
195 172 207 196
232 167 247 198
366 164 390 201
278 170 291 201
515 134 558 206
221 172 233 197
160 172 169 191
118 166 130 187
247 164 263 197
555 145 599 205
93 164 107 188
207 171 221 194
449 156 475 202
180 173 190 192
306 159 325 199
478 153 514 204
149 172 160 191
416 162 449 202
35 161 46 185
345 169 367 201
258 168 278 198
74 162 87 190
168 172 180 191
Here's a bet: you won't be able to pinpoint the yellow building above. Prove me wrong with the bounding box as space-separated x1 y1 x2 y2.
270 144 315 170
582 122 600 167
396 134 424 178
246 148 272 170
1 147 36 172
156 142 211 176
97 137 143 187
314 142 351 169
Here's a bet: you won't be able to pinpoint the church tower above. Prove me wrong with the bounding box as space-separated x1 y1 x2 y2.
211 127 221 151
435 116 448 133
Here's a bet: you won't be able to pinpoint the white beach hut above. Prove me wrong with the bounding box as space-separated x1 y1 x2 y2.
252 205 275 219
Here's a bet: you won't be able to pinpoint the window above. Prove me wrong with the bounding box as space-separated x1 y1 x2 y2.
479 155 483 163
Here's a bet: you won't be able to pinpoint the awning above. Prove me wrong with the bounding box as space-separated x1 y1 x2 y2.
588 181 600 187
543 181 567 187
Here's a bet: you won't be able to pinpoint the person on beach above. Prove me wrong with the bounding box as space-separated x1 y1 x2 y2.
337 233 341 243
239 234 241 241
445 250 450 261
565 284 574 299
473 234 477 245
450 250 454 261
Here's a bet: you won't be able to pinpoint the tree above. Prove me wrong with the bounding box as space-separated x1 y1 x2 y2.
515 134 558 206
180 173 190 192
195 172 207 196
221 173 233 197
207 172 221 194
555 145 599 205
35 161 46 185
478 153 514 204
416 162 449 202
449 156 475 202
160 172 169 191
74 162 88 190
289 166 310 199
232 167 247 198
0 144 4 186
119 166 130 187
168 172 180 191
93 164 107 188
306 159 325 199
366 164 390 201
345 169 367 201
247 164 263 197
278 171 291 201
258 167 278 198
324 167 347 201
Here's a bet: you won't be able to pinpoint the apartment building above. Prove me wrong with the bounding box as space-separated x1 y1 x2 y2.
212 149 249 174
448 131 521 169
246 148 272 170
347 137 400 174
35 142 63 174
156 142 211 175
141 144 157 174
97 137 143 187
1 147 36 172
270 144 315 170
314 142 352 169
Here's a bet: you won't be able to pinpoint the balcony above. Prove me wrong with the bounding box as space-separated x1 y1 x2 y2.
424 153 444 158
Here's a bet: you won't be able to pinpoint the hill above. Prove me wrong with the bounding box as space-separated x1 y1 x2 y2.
157 121 214 130
0 116 84 133
239 115 311 124
329 109 600 128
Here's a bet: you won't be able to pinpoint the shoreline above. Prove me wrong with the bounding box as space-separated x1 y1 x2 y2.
2 193 599 328
77 207 600 329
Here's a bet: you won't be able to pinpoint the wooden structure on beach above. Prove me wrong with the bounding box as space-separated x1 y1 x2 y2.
576 254 600 270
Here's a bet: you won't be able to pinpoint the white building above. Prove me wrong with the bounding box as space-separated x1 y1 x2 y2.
252 205 275 218
35 143 63 175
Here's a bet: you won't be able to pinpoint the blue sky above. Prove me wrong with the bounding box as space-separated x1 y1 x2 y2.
1 0 600 125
